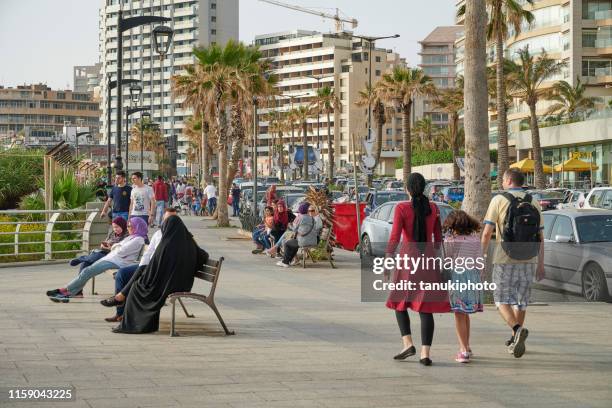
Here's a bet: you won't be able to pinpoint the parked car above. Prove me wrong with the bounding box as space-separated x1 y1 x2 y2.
438 185 464 203
584 187 612 210
525 190 566 211
541 209 612 301
385 181 404 190
557 190 588 209
361 201 453 256
286 193 307 213
364 190 409 216
257 186 304 215
263 176 280 185
424 181 452 200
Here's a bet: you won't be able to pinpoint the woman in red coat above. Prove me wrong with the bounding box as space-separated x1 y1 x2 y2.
385 173 450 366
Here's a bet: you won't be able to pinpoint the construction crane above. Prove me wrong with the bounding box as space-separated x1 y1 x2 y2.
259 0 358 33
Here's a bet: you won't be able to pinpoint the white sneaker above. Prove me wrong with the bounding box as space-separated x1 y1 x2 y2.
276 261 289 268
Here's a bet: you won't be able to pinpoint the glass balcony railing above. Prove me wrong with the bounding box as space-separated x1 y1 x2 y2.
595 38 612 48
595 67 612 76
594 10 612 20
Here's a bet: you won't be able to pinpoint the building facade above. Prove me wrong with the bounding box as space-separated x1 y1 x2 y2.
0 84 101 147
416 26 463 129
98 0 239 175
254 30 405 176
73 63 103 94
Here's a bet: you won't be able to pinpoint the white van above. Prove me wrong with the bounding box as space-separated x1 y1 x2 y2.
584 187 612 209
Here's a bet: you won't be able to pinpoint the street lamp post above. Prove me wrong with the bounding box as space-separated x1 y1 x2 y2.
252 97 259 216
114 9 171 173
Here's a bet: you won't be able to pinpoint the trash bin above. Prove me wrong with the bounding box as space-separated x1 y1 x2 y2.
332 202 366 251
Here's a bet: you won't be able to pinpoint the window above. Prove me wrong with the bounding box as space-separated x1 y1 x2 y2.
423 45 448 52
211 16 216 22
588 190 605 206
375 56 381 63
423 66 450 76
211 29 216 35
543 214 556 240
422 54 449 64
375 69 381 76
551 216 574 240
582 0 612 19
386 128 392 135
378 204 392 221
211 2 216 9
56 92 65 100
582 59 612 77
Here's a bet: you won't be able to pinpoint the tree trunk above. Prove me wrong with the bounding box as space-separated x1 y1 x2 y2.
215 96 230 227
451 113 461 180
367 109 385 187
529 102 545 189
302 121 309 180
326 110 333 180
462 0 491 221
279 128 285 183
401 103 412 186
495 29 509 188
290 124 296 181
201 115 208 187
227 107 244 186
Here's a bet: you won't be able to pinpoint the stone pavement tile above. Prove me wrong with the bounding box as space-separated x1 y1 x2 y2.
151 375 236 387
69 378 157 390
229 399 325 408
85 396 179 408
174 390 264 405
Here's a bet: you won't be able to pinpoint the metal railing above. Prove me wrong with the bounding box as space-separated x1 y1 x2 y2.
0 209 98 263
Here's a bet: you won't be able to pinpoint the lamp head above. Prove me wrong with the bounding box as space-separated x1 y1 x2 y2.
153 25 173 57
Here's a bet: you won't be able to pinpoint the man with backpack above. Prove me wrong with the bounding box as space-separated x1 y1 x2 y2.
481 168 545 358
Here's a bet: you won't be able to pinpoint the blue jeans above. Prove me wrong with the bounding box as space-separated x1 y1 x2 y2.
114 264 139 316
76 250 107 273
155 201 166 226
65 260 118 295
252 228 272 249
232 198 240 216
207 197 217 214
112 211 129 221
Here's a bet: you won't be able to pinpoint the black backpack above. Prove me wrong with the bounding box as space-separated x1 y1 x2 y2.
501 192 541 260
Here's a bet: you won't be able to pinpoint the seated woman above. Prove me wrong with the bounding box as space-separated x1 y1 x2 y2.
46 217 148 302
251 206 274 254
69 216 128 294
265 203 297 258
111 215 209 334
276 202 320 268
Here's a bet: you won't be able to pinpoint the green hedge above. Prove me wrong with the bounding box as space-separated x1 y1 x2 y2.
395 150 497 169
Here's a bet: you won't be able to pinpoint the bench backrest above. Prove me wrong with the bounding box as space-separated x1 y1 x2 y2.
194 257 224 299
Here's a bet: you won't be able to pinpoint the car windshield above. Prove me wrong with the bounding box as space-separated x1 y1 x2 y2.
375 192 408 205
576 215 612 243
532 191 565 200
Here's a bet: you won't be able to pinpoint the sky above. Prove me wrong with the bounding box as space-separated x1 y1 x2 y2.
0 0 455 90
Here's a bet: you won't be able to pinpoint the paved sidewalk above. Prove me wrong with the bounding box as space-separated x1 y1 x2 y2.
0 216 611 408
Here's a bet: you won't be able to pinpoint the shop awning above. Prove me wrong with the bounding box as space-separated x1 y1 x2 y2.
553 157 599 172
509 158 552 173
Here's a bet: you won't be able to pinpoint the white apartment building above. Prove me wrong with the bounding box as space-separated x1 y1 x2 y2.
98 0 238 175
254 30 406 176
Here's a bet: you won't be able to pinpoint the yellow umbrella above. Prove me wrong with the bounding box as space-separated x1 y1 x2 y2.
553 157 599 172
510 158 552 173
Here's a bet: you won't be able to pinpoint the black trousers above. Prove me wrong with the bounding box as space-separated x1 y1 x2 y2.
395 310 435 346
282 239 299 265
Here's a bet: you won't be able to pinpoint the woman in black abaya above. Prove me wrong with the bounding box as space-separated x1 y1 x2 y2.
113 215 208 334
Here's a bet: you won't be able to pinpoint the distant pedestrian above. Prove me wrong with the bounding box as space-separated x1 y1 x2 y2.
153 176 168 227
101 170 131 221
481 168 545 359
204 180 217 215
129 171 156 227
231 183 241 216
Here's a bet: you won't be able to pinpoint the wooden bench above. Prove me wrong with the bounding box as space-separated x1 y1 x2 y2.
167 256 235 337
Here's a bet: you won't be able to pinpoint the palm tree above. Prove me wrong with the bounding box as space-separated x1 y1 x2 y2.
412 116 439 151
545 76 601 120
377 67 437 184
355 84 393 183
432 86 464 180
462 0 491 220
294 105 313 180
460 0 534 188
506 46 566 189
312 86 340 179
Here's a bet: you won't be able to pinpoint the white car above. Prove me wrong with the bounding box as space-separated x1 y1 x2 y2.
584 187 612 210
557 190 588 209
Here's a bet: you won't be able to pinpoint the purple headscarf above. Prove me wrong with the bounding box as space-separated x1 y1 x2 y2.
128 217 148 239
297 202 311 215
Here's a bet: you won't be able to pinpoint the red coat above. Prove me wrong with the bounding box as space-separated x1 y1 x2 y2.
385 201 450 313
153 180 168 202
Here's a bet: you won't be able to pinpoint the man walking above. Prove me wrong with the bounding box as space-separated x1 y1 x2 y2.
129 171 156 226
152 176 168 227
101 171 131 221
481 168 545 358
231 183 241 217
204 180 217 215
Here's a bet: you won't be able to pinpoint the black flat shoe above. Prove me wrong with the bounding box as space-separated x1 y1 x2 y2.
46 289 60 297
393 346 416 360
100 296 124 307
420 358 433 366
111 326 125 333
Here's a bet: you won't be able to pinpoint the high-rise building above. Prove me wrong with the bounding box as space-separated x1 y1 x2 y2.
416 26 463 129
455 0 612 158
254 30 406 176
98 0 239 175
74 63 103 94
0 84 101 147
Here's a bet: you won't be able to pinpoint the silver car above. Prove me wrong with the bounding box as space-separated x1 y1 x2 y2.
361 201 453 256
542 209 612 301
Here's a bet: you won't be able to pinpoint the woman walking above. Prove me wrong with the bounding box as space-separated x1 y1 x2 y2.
442 210 484 363
385 173 450 366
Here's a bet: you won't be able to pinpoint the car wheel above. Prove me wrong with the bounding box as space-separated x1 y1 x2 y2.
582 263 609 302
362 234 373 256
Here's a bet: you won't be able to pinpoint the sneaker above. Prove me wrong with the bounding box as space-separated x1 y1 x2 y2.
455 352 470 363
508 326 529 358
49 294 70 303
252 248 264 254
276 261 289 268
46 288 61 297
504 335 514 347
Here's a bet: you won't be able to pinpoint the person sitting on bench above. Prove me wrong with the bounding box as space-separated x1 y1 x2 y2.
111 215 209 334
100 208 178 322
276 202 320 268
46 217 148 302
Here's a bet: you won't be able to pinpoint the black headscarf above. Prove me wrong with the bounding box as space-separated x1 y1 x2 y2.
118 215 208 334
407 173 431 244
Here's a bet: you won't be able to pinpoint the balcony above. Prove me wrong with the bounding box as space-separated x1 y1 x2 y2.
595 67 612 85
595 37 612 56
594 10 612 20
